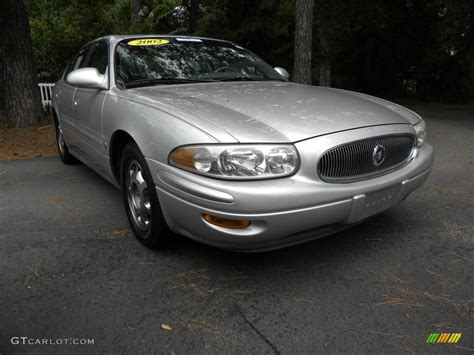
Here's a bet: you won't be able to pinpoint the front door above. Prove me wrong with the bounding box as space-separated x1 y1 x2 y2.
70 40 109 172
56 46 90 149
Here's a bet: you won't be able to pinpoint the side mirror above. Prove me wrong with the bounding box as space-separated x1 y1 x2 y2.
274 67 290 81
66 67 106 89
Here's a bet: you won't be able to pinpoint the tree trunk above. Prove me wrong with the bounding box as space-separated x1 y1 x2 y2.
188 0 200 33
131 0 142 23
318 0 331 87
293 0 315 85
319 60 331 87
0 0 44 127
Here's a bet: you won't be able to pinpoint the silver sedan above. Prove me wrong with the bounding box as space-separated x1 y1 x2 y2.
52 35 434 251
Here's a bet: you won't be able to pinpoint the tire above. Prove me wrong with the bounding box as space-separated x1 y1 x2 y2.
120 142 174 248
54 120 75 164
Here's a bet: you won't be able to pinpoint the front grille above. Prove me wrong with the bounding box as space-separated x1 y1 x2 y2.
317 134 416 183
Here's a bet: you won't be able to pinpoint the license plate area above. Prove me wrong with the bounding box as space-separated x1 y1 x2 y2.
364 185 399 214
345 184 401 223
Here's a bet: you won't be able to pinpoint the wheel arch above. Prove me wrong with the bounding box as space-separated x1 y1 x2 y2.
52 107 59 126
109 130 138 184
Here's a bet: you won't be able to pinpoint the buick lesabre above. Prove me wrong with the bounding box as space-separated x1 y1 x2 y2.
52 35 434 251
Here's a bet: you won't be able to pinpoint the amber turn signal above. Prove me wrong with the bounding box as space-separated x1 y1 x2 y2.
202 214 251 229
169 148 196 170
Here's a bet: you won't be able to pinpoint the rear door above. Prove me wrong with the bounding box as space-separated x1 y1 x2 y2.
70 40 109 170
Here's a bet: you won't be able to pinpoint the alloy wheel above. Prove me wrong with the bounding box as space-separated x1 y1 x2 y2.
126 159 152 232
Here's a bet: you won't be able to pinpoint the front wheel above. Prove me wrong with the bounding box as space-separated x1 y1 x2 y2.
120 142 174 248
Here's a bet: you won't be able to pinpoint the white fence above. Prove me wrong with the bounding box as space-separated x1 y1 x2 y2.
39 83 54 107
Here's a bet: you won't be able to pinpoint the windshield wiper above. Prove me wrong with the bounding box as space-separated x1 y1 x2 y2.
217 77 284 82
217 76 257 82
125 77 217 88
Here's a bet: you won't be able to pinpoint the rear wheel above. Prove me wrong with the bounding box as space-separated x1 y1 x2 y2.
55 121 75 164
120 142 174 248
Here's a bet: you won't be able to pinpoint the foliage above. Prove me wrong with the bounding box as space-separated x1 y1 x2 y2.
26 0 182 81
27 0 106 80
194 0 294 69
23 0 474 102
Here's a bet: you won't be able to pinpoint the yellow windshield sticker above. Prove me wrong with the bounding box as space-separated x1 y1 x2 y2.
127 38 170 46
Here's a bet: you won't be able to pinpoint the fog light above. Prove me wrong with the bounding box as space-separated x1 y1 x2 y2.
202 214 251 229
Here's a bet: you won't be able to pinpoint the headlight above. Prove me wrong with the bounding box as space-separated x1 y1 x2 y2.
169 144 299 179
413 119 426 147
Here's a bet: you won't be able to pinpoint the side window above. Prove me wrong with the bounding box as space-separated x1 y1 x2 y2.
64 47 89 78
85 41 109 74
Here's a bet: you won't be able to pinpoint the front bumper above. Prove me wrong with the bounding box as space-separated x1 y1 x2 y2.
146 125 434 252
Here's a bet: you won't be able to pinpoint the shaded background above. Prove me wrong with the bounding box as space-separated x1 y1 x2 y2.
20 0 474 103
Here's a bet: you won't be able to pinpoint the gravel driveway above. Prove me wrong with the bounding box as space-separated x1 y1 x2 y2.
0 104 472 354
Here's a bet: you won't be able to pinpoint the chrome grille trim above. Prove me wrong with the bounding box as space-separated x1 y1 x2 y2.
317 134 416 183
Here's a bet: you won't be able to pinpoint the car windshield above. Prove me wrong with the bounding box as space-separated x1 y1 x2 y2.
115 37 284 88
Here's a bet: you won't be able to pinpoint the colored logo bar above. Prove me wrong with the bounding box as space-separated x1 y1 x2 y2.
426 333 462 344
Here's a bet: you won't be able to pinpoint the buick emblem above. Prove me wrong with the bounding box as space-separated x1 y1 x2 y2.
372 144 386 166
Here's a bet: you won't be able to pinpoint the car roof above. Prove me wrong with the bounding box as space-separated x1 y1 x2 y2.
94 34 234 45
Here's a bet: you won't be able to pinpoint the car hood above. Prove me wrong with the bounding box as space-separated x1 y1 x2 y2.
125 82 421 143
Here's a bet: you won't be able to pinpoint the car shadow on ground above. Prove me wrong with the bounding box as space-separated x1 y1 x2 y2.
148 209 405 275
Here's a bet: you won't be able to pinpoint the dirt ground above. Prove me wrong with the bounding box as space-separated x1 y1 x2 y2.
0 113 57 160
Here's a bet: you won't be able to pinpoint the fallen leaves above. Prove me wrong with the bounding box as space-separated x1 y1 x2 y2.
376 297 425 308
51 195 64 205
371 270 406 284
172 269 214 296
161 324 172 331
98 228 131 238
110 228 129 238
0 122 57 160
172 269 253 297
24 265 40 286
374 268 473 319
176 319 225 345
